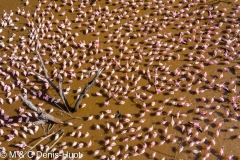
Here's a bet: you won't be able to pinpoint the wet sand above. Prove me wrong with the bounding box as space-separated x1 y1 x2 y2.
0 0 240 160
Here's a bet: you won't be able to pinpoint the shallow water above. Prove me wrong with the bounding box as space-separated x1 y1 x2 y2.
0 0 240 160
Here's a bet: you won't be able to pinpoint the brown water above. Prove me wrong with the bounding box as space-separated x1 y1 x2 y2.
0 0 240 160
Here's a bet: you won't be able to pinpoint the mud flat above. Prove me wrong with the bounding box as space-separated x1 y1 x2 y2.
0 0 240 159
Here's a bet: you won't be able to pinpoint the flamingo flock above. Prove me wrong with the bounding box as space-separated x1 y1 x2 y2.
0 0 240 159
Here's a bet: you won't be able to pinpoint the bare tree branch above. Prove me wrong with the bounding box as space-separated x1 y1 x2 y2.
18 94 41 114
35 40 70 112
57 74 71 112
35 39 48 78
73 68 104 112
18 94 63 124
18 61 46 80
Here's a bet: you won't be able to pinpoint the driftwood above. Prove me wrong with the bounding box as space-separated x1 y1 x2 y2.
18 94 63 124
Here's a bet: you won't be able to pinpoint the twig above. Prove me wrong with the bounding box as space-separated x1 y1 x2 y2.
73 68 104 112
47 131 64 153
18 131 55 160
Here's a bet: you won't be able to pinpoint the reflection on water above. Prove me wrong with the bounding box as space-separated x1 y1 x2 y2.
0 0 240 159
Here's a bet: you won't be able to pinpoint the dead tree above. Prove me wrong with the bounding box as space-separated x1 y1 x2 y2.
34 39 103 112
19 39 103 126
